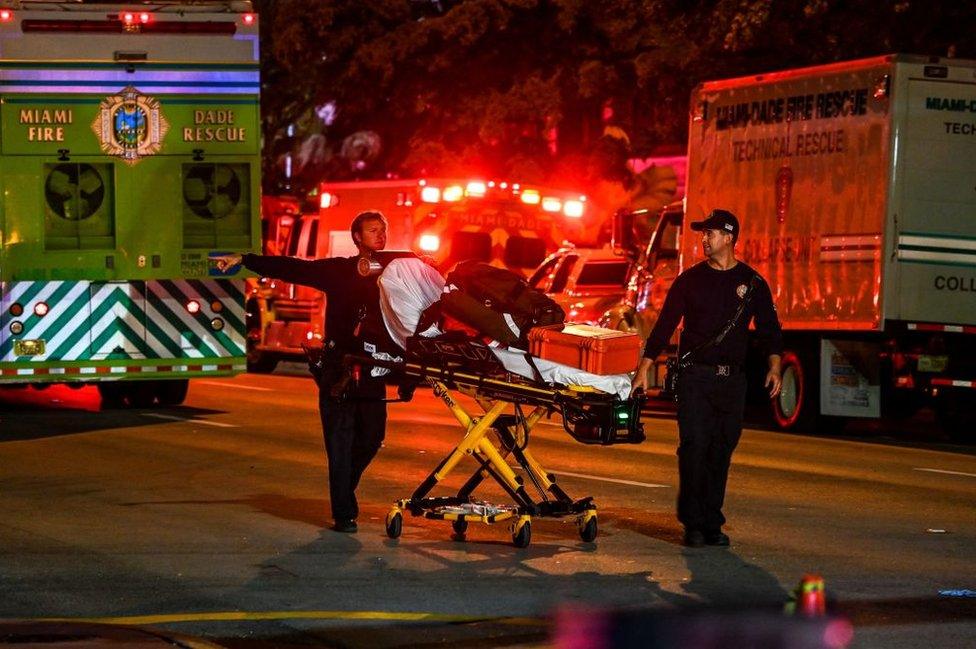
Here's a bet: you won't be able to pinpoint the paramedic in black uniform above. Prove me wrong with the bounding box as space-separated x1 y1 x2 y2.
630 209 783 548
214 211 389 534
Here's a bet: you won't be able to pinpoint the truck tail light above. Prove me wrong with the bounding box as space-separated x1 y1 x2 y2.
320 192 337 209
186 300 201 314
0 9 14 22
242 13 256 26
34 302 50 317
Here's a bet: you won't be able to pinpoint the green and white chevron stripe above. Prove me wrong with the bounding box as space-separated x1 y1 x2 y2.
1 279 245 364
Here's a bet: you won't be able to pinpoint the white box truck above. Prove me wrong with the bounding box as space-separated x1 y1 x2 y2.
616 54 976 439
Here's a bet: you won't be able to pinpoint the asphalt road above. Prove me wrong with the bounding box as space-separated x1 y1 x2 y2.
1 370 974 648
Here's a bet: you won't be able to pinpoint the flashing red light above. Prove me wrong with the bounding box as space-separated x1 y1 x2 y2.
520 190 540 205
541 197 562 213
0 10 13 22
121 12 135 25
34 302 50 317
139 12 151 24
242 13 256 25
320 192 337 209
466 181 486 197
418 234 441 252
442 185 464 202
186 300 201 314
420 186 441 203
9 302 23 317
563 199 585 218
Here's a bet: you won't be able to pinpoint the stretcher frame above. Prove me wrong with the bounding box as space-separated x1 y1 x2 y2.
345 354 644 548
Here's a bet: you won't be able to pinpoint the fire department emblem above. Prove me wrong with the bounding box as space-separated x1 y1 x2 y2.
91 86 169 164
736 283 748 299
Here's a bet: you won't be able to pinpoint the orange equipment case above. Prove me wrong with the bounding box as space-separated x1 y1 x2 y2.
528 324 642 375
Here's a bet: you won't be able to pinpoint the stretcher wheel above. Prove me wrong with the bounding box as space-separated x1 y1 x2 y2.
578 514 598 543
386 510 403 539
512 519 531 548
452 518 468 536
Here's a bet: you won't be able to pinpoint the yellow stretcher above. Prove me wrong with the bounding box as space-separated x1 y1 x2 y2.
345 354 645 548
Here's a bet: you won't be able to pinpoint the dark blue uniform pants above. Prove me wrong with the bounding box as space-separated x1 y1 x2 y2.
675 364 748 534
318 390 386 522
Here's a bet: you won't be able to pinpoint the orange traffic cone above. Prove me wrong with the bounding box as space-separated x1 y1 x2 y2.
785 573 826 616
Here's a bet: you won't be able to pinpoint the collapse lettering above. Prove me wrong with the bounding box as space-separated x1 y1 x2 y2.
714 88 869 130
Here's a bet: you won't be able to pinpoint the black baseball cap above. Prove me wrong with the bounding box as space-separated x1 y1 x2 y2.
690 209 739 240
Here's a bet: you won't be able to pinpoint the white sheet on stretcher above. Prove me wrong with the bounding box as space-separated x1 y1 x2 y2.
378 258 634 400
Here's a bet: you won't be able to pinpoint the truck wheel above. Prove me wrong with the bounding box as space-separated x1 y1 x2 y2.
771 351 815 432
937 392 975 443
156 379 189 406
246 347 278 374
97 383 126 409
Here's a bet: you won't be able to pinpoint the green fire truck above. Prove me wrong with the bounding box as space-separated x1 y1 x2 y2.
0 2 260 407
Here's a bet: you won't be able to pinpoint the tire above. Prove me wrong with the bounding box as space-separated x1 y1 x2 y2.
385 510 403 539
578 514 598 543
156 379 189 406
771 350 816 432
126 382 157 408
512 519 531 548
937 392 976 443
246 346 278 374
97 382 126 409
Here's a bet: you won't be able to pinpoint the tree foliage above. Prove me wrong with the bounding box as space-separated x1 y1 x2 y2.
255 0 975 203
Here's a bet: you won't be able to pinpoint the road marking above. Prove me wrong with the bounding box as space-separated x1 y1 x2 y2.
549 470 669 489
34 611 545 626
914 467 976 478
141 413 238 428
195 380 273 392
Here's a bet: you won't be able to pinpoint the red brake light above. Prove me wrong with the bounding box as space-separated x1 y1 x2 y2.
186 300 201 314
139 12 151 25
121 12 135 25
9 303 23 317
0 10 13 22
242 13 256 26
34 302 50 317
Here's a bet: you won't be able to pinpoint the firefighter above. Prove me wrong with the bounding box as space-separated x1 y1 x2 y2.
214 211 390 534
630 209 783 548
